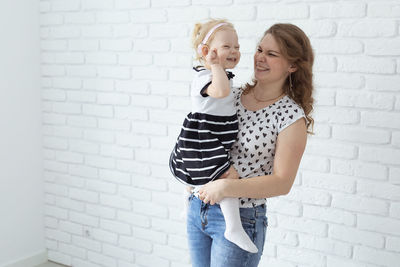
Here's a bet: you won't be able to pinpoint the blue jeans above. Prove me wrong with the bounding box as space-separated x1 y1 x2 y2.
187 196 268 267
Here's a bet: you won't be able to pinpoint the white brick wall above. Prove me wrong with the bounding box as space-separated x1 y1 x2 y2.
39 0 400 266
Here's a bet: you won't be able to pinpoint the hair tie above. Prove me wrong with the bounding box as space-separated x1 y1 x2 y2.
197 22 228 55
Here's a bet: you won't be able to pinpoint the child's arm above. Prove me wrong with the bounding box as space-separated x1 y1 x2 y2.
204 49 230 98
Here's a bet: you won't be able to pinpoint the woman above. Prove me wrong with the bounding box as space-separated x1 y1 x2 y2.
186 23 314 267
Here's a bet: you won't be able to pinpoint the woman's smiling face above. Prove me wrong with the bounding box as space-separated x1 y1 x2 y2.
254 33 291 84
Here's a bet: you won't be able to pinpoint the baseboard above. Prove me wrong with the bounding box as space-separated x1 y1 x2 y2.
0 250 47 267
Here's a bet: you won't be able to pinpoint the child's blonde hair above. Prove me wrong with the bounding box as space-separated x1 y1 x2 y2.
192 19 235 62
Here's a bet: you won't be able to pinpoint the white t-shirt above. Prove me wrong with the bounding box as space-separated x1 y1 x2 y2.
230 87 306 208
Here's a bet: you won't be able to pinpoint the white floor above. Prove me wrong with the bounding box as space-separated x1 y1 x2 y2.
35 262 68 267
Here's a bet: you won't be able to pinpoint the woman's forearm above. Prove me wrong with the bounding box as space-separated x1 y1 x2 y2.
223 174 294 199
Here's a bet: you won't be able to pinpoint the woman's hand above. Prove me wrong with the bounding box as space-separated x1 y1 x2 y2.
199 179 229 205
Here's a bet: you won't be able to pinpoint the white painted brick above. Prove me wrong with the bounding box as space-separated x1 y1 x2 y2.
313 106 360 124
134 148 170 165
69 164 98 179
361 111 400 129
56 151 84 164
132 226 168 245
72 258 100 267
357 180 400 201
101 219 131 235
332 125 390 144
311 3 366 18
98 66 131 79
51 0 80 11
327 256 376 267
56 196 85 212
312 39 364 55
86 204 116 219
150 109 186 125
50 26 81 39
354 245 400 267
119 53 152 66
359 146 400 165
368 1 400 17
303 205 355 226
98 118 130 131
135 254 169 267
115 80 149 94
99 169 131 185
389 167 400 185
47 251 71 266
117 210 151 228
67 66 97 77
40 14 63 25
59 242 86 258
133 201 168 218
264 227 298 246
132 66 168 80
210 6 256 20
366 75 400 92
337 56 396 74
268 198 302 216
69 139 99 154
354 162 388 181
65 13 96 24
72 236 101 252
100 194 131 210
97 11 130 23
314 55 336 72
131 122 167 136
45 205 68 220
87 251 117 267
166 7 208 22
149 24 189 38
332 192 388 216
154 53 191 68
303 171 356 193
153 244 191 262
67 91 96 103
113 24 148 38
90 228 118 244
45 217 58 229
82 104 113 118
295 20 336 38
276 246 326 266
330 159 354 176
43 160 69 173
82 0 113 10
69 188 99 203
298 233 352 257
258 4 309 19
365 38 400 56
42 65 65 76
43 136 68 150
336 91 394 110
286 187 332 207
115 133 149 148
86 52 117 64
103 243 134 262
53 126 82 138
68 40 99 51
119 236 152 253
115 0 150 9
41 40 68 51
86 180 117 194
386 236 400 252
119 186 151 201
45 239 58 250
277 214 328 237
53 77 82 89
100 144 133 160
339 20 397 37
100 39 132 51
46 229 71 243
116 160 151 175
168 234 188 250
81 25 113 38
329 225 384 248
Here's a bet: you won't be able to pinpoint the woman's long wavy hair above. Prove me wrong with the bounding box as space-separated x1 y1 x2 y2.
243 23 315 134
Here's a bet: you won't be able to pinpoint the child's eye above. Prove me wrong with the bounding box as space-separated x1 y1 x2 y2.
224 45 230 48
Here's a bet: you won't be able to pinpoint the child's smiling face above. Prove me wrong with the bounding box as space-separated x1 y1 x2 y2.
208 28 241 69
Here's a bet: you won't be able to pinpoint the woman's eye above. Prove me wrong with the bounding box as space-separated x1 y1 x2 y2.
268 53 277 57
257 48 262 52
224 45 230 49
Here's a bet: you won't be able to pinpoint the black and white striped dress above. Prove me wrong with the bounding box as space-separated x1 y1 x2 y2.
169 67 238 186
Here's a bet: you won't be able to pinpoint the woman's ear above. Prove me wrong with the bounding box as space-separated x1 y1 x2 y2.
288 64 297 73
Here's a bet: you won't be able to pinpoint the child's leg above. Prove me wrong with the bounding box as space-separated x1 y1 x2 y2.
219 198 258 253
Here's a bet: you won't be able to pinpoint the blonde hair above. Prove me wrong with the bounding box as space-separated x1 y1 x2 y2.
192 19 235 62
243 23 315 134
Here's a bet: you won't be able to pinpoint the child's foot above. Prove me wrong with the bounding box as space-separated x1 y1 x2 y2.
224 229 258 253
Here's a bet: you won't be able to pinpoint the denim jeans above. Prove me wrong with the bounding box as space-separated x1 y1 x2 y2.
187 196 268 267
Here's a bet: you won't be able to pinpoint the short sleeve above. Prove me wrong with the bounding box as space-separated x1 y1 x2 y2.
277 102 306 134
192 69 212 97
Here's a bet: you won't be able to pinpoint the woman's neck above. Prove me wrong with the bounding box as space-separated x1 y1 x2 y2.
252 81 285 101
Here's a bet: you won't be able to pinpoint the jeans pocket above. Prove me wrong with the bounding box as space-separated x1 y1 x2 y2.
241 216 256 241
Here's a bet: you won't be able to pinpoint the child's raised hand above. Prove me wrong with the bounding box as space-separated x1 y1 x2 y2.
205 48 220 66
